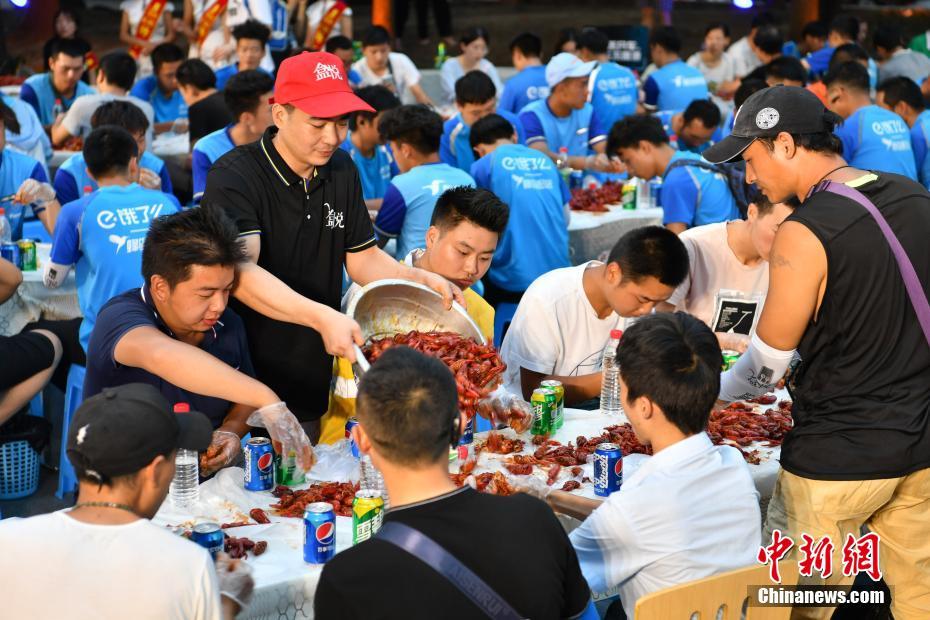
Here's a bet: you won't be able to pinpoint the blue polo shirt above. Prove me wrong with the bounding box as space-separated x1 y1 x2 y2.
50 183 180 351
661 150 738 228
805 45 834 77
835 105 917 179
0 148 48 241
339 135 398 201
643 60 708 113
499 65 550 115
589 61 638 138
471 143 570 293
374 162 476 259
910 110 930 190
440 109 524 173
53 151 173 206
2 94 52 163
519 98 603 155
214 63 275 90
192 126 237 201
20 73 95 126
655 110 722 154
84 286 255 428
130 76 188 123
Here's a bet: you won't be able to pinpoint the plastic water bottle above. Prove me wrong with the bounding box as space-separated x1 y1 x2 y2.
52 98 63 120
0 207 11 244
169 403 199 509
600 329 623 415
359 454 389 509
558 147 571 184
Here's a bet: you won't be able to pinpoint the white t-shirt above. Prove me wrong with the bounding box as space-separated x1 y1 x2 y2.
352 52 422 104
500 261 622 396
306 0 353 40
666 222 768 335
438 57 504 108
686 51 738 91
570 432 761 618
0 512 222 620
60 92 156 146
121 0 175 41
728 36 762 79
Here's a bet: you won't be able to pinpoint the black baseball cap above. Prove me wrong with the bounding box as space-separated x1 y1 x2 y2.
703 85 842 164
67 383 213 482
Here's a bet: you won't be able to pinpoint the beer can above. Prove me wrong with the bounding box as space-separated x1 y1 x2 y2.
244 437 274 491
0 242 20 268
17 239 36 271
345 417 360 458
530 388 554 436
593 442 623 497
190 522 224 559
303 502 336 563
352 490 384 545
540 380 565 430
721 349 742 371
275 450 306 486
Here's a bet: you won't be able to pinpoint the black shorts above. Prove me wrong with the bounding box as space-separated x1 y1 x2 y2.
0 332 56 389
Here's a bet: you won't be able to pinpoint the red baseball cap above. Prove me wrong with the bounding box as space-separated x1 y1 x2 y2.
270 51 374 118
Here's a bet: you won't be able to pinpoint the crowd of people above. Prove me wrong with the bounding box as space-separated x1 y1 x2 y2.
0 4 929 620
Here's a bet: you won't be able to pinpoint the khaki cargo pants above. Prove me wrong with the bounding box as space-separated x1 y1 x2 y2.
764 467 930 620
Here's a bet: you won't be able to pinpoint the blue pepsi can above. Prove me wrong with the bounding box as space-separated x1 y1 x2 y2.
244 437 274 491
593 442 623 497
1 243 20 268
345 417 359 458
458 417 474 446
190 522 225 559
303 502 336 563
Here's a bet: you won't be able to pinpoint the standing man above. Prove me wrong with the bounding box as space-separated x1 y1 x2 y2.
577 27 639 138
21 39 95 128
877 77 930 190
498 32 549 116
705 85 930 620
202 52 461 439
642 27 709 114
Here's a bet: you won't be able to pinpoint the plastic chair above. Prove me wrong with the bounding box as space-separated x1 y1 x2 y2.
492 303 518 349
634 560 799 619
56 364 85 499
28 392 43 417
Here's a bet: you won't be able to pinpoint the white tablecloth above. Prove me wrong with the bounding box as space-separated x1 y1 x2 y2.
0 243 79 336
152 402 784 619
568 205 664 264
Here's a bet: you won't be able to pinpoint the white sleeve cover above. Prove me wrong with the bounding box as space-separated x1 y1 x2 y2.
43 261 72 289
719 332 795 402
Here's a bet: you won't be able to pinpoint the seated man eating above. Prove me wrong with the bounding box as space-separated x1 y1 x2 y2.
500 226 688 406
84 207 312 475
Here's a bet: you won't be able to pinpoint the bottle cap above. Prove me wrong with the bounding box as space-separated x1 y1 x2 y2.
610 329 623 339
173 402 191 413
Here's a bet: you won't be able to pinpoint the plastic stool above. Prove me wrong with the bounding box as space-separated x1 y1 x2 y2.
493 303 518 349
28 392 43 417
56 364 85 499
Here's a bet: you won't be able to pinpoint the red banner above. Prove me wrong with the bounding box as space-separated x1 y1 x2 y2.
128 0 168 58
195 0 229 47
310 1 348 52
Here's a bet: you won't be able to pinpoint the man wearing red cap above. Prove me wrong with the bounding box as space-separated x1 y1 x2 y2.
202 52 461 439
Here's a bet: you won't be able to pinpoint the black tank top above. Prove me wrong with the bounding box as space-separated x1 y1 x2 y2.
782 172 930 480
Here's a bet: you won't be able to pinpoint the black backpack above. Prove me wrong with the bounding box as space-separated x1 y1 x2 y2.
665 158 751 218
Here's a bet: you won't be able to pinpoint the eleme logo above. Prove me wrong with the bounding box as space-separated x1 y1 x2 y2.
672 75 706 89
314 63 343 82
501 156 553 172
872 119 908 136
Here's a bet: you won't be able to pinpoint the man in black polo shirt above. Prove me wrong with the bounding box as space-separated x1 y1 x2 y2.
202 51 460 438
85 207 307 475
315 346 595 619
706 86 930 619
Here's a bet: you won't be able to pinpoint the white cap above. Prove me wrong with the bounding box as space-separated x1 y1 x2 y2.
545 53 597 88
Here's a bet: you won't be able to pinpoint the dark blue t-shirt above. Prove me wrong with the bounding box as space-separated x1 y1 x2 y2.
84 287 255 428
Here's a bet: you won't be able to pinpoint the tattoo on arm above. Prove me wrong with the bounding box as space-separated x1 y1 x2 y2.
770 252 793 270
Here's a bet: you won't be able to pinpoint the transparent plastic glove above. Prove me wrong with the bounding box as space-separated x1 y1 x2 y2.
508 474 552 501
15 179 55 205
139 167 162 190
200 430 241 476
476 387 533 434
215 552 254 609
246 402 316 471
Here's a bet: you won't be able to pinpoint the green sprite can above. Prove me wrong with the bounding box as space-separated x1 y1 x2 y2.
530 388 555 436
540 380 565 430
721 349 742 371
352 489 384 545
274 450 306 486
17 239 36 271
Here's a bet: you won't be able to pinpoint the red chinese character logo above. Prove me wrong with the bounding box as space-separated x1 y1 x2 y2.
798 534 834 578
841 532 882 581
757 529 795 583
